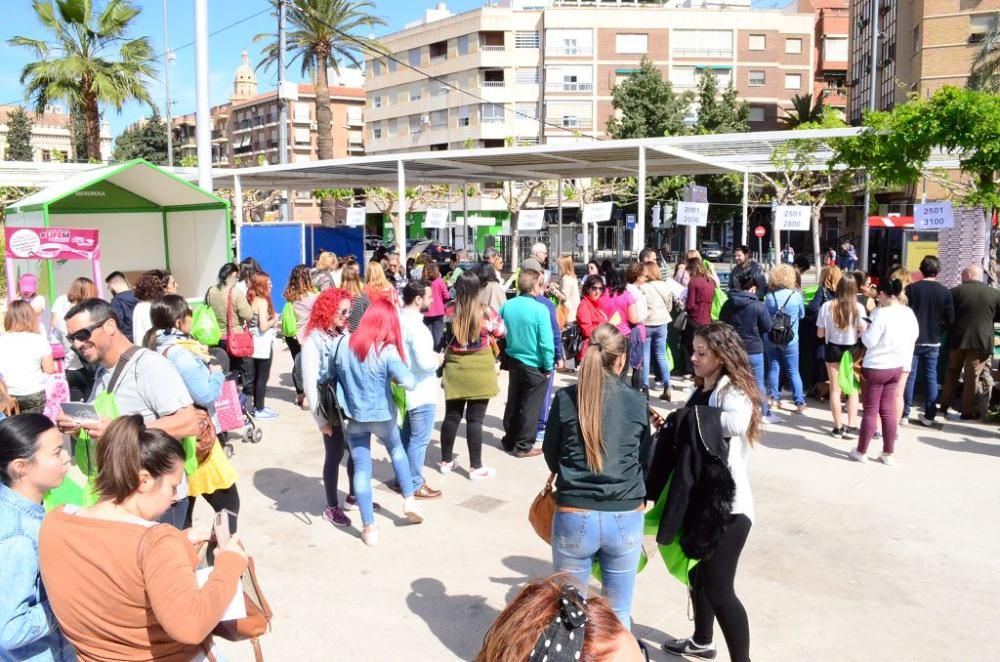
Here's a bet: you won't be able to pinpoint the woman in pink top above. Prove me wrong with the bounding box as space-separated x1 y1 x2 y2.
422 262 451 351
598 267 639 336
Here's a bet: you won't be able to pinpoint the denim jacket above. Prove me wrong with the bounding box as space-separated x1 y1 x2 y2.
154 331 225 431
331 339 415 423
765 288 806 344
0 484 75 661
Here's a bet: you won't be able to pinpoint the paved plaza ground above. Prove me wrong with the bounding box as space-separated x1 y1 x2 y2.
208 346 999 661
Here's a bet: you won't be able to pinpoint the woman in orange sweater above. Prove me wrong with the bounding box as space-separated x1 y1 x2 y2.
39 415 248 661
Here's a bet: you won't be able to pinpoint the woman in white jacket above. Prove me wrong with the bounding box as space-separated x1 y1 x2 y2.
663 321 760 662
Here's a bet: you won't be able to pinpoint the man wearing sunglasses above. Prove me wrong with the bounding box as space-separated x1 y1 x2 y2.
56 298 200 527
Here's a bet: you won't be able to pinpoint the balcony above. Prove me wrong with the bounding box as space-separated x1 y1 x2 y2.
211 130 228 143
481 45 505 52
673 48 732 59
546 82 593 92
546 46 593 57
481 80 505 88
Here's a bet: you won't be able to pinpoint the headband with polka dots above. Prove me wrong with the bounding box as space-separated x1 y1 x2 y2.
528 584 587 662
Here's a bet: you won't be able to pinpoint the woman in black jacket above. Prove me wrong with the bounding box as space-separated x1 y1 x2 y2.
543 323 652 629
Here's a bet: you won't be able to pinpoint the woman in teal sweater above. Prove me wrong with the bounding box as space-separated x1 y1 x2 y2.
543 323 652 629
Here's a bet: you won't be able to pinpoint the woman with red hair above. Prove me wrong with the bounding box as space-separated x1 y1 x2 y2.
301 288 364 528
246 272 279 419
332 299 421 546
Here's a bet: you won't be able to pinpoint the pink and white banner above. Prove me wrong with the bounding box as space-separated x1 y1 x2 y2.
5 226 100 260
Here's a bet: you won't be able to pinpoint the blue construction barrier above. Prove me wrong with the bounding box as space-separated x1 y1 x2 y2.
239 223 304 314
306 226 365 275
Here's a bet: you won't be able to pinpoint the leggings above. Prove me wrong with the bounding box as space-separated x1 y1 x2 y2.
285 336 303 395
250 356 273 411
440 398 488 469
322 428 356 508
183 483 241 532
691 514 752 662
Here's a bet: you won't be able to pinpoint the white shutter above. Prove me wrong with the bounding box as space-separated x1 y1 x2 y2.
615 34 648 54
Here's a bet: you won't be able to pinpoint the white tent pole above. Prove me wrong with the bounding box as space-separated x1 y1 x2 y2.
557 179 563 259
233 174 243 261
636 145 646 256
581 187 589 263
397 160 407 266
741 171 749 248
462 181 469 256
194 0 211 192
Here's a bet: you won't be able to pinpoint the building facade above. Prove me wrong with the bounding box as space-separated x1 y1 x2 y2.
848 0 1000 125
172 51 365 222
0 104 112 163
364 1 816 155
797 0 849 115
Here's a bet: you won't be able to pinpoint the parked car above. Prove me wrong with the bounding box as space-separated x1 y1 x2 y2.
365 234 385 251
700 241 724 262
379 240 455 267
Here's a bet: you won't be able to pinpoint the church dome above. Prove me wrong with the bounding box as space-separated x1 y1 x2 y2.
231 50 258 101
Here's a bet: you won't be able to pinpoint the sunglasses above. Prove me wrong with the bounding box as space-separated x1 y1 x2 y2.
589 286 604 292
67 318 107 344
337 307 351 318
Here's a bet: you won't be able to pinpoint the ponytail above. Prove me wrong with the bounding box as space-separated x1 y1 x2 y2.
576 324 627 473
94 415 185 504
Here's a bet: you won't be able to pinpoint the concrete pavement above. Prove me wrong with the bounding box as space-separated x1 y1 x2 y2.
209 345 999 661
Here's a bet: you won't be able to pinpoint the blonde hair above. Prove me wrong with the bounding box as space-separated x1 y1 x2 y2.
768 264 796 291
365 261 390 290
315 251 338 271
340 263 363 296
889 266 911 306
643 262 662 281
820 265 843 291
577 324 627 473
558 255 574 278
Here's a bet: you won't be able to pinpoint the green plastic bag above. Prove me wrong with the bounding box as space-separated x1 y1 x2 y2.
391 382 407 427
838 350 860 396
665 344 675 372
281 302 298 338
644 475 700 586
710 288 728 321
802 284 820 305
45 390 120 510
190 303 221 346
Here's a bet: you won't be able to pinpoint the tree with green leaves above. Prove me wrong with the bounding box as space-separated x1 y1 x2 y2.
112 108 174 165
782 93 825 129
256 0 385 226
10 0 156 162
607 57 691 140
4 107 34 161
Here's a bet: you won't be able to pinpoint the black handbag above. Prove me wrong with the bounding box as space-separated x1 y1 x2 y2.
316 337 347 429
672 310 689 331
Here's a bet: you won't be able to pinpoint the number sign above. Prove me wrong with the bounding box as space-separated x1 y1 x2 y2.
914 201 954 230
675 202 709 227
774 205 810 231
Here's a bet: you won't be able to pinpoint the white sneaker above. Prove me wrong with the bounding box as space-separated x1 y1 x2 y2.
918 416 936 428
403 496 424 524
878 453 894 466
848 448 868 463
763 413 783 425
469 466 496 481
438 458 457 474
361 525 380 547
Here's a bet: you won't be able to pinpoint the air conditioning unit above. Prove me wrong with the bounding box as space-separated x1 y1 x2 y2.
420 114 431 125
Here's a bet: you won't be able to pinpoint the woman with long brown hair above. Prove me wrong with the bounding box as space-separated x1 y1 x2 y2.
340 261 370 332
663 321 758 662
52 277 99 400
817 276 868 437
283 264 318 408
422 261 450 350
364 261 398 306
246 271 279 419
543 323 650 629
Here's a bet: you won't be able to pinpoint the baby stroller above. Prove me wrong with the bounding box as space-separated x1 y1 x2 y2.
216 371 263 453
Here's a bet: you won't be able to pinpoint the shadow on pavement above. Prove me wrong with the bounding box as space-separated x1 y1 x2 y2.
253 467 326 523
406 578 499 661
633 623 681 662
759 428 848 461
916 434 1000 457
490 555 554 604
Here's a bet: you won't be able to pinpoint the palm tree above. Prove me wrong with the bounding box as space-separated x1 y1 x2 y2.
9 0 155 162
781 93 825 129
969 15 1000 93
256 0 385 226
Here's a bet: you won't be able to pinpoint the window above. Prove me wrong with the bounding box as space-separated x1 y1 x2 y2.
515 102 539 121
970 14 996 43
347 107 363 125
373 95 382 109
516 67 540 85
373 127 382 140
615 33 648 54
429 41 447 60
823 36 848 62
545 101 592 130
784 73 802 89
409 85 422 102
389 58 397 72
372 60 382 75
294 127 311 145
545 29 593 56
294 101 310 121
481 103 505 124
785 37 802 54
457 34 469 55
748 34 765 51
546 65 592 91
429 109 447 128
409 115 424 134
482 70 504 87
387 118 397 137
913 25 920 54
480 31 505 51
516 31 540 48
431 79 449 96
748 106 765 123
408 48 421 66
672 29 733 58
671 66 697 88
457 105 471 127
748 70 765 87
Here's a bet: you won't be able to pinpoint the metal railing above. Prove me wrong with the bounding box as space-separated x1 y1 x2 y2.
481 80 505 88
546 82 593 92
673 49 732 58
481 44 505 52
545 46 593 56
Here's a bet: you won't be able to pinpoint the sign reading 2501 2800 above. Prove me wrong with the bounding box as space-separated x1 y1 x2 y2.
914 201 954 230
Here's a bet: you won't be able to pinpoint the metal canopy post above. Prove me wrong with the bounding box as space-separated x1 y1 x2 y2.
462 181 469 255
636 145 646 256
557 179 563 259
741 171 749 248
233 174 243 260
581 186 589 263
396 160 407 266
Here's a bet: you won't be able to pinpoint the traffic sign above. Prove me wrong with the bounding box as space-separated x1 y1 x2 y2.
754 225 766 238
774 205 810 231
625 213 637 230
675 201 709 227
914 201 954 230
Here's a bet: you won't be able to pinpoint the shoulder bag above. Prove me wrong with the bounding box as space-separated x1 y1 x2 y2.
159 345 218 465
226 288 254 359
316 336 347 429
528 472 557 544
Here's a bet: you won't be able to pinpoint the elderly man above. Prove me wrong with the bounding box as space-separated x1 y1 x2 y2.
940 265 1000 420
520 242 549 282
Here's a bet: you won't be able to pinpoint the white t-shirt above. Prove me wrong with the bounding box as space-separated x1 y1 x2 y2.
132 301 153 345
50 295 83 371
0 331 53 395
862 304 920 370
817 300 868 346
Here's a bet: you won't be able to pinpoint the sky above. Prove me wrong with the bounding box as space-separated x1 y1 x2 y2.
0 0 783 139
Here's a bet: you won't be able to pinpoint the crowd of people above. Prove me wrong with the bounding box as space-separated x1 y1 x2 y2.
1 235 996 661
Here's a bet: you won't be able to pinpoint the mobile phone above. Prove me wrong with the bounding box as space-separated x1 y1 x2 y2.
59 402 99 423
213 509 234 550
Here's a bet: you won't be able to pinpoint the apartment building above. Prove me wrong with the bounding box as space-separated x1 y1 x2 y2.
172 51 365 221
364 1 817 155
0 104 112 162
797 0 849 114
848 0 1000 125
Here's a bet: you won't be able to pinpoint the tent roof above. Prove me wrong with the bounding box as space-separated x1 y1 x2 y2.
7 159 227 212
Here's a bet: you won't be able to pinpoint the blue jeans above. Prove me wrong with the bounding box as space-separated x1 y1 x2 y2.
904 345 941 420
747 351 770 416
401 404 436 491
643 324 672 389
552 509 644 629
536 369 556 439
766 340 805 405
346 419 414 527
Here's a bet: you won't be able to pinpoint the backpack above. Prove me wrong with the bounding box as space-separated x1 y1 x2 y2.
768 292 796 345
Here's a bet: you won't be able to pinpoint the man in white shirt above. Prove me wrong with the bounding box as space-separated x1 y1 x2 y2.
396 280 443 499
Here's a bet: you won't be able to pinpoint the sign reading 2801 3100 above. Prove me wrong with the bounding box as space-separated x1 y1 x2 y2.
913 201 954 230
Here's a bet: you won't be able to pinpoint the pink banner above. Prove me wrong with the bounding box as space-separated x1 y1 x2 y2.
5 226 100 260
